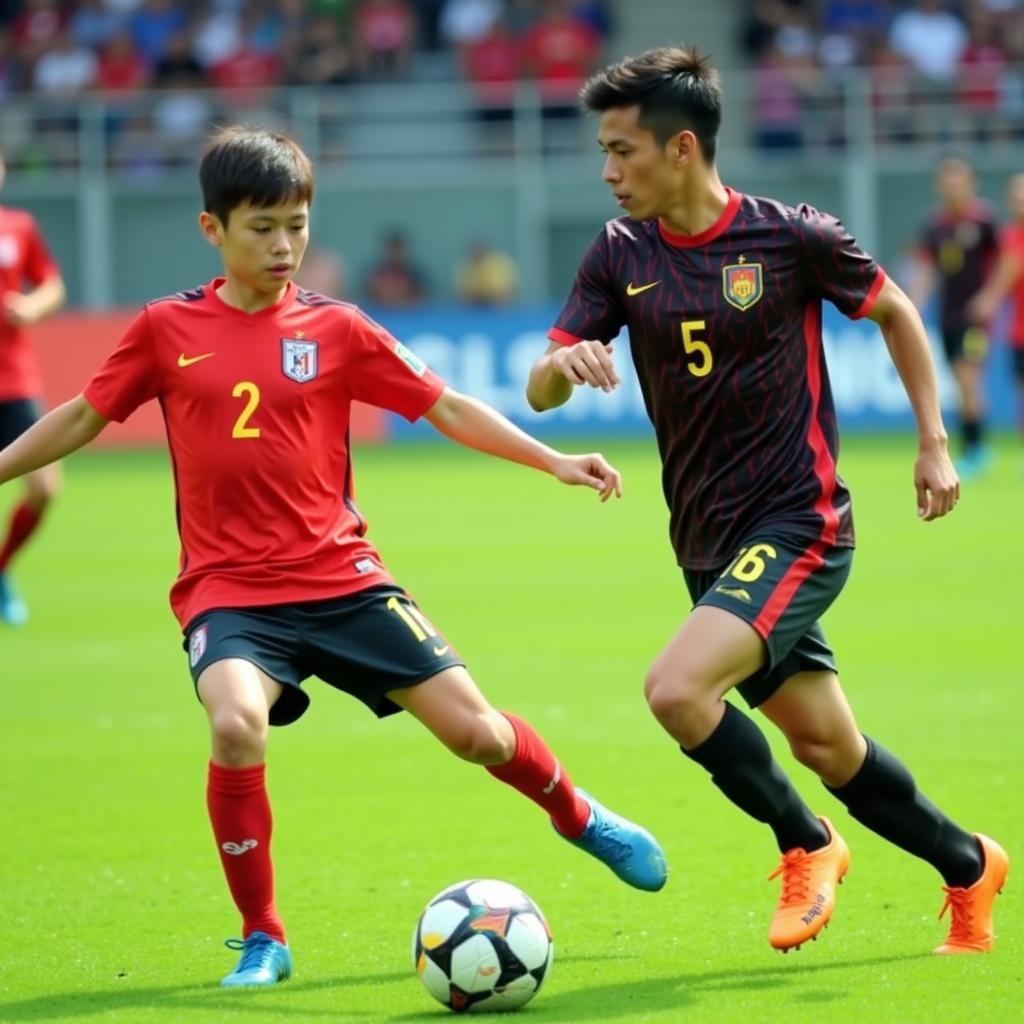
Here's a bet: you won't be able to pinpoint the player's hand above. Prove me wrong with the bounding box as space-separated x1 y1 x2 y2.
551 453 623 501
914 444 959 520
966 292 996 325
551 341 620 393
2 292 33 327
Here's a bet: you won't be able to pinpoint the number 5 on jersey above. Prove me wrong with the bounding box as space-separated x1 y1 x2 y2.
681 320 713 377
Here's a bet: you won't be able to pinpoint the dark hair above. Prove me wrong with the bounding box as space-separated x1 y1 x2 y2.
580 47 722 162
199 126 314 226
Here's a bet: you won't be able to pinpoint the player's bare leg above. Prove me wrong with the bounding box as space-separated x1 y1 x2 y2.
198 659 292 987
644 606 844 950
0 463 60 626
390 667 667 891
761 670 1005 952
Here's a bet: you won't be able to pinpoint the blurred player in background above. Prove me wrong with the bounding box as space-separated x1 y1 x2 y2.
0 146 66 626
528 47 1007 956
0 126 667 989
969 172 1024 471
909 156 1000 477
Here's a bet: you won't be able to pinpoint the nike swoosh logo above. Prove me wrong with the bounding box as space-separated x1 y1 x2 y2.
178 352 216 367
433 644 450 656
715 585 752 603
626 280 660 296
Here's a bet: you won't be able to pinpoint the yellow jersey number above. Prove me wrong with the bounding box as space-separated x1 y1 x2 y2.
719 543 778 582
681 320 712 377
231 381 261 439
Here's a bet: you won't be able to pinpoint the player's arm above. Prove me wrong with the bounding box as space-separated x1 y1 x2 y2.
968 251 1023 324
866 275 958 521
1 274 66 327
0 394 108 485
423 386 622 501
526 339 620 411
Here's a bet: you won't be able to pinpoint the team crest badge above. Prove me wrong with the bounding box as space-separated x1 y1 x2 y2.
722 260 763 311
189 625 208 668
281 338 318 382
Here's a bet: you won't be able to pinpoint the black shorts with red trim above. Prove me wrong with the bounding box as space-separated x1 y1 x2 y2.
0 397 42 450
182 584 465 726
683 534 853 709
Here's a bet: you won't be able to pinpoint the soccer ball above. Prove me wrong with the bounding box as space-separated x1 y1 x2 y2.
412 879 553 1013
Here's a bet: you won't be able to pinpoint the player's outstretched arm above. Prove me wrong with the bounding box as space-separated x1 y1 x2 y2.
1 275 66 327
968 250 1022 324
423 387 622 501
0 394 108 486
866 276 959 521
526 340 619 411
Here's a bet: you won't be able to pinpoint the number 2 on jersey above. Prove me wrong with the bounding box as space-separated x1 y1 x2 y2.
681 320 713 377
231 381 261 439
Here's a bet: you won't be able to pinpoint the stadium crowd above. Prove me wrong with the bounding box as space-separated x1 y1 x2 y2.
742 0 1024 149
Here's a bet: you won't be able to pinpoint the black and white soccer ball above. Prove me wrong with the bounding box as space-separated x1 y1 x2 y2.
412 879 553 1013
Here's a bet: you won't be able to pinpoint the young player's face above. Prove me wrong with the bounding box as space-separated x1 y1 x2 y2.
597 106 681 221
937 162 974 209
206 199 310 296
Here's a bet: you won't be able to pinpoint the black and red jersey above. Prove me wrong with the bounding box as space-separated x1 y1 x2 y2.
551 188 885 569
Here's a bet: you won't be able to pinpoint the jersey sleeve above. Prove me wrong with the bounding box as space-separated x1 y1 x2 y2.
22 215 61 286
550 226 625 345
343 308 445 420
82 309 160 422
794 204 886 320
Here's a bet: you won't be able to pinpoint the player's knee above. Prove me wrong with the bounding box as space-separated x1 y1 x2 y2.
209 705 267 763
446 713 515 765
26 472 60 506
644 663 711 731
789 732 856 780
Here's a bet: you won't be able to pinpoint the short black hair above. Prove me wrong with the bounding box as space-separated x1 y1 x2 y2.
199 126 314 226
580 46 722 163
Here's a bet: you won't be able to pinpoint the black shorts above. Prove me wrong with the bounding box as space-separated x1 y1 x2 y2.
941 326 988 365
1013 348 1024 381
683 534 853 709
183 584 465 726
0 398 42 449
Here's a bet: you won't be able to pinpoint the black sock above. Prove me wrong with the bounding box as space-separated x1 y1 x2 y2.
827 736 983 888
963 418 981 450
682 703 828 854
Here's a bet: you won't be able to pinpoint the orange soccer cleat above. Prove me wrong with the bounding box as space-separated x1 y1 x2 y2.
768 817 850 952
934 834 1009 954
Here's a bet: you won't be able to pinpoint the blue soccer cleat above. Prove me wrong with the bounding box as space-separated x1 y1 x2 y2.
0 572 28 627
220 931 292 988
559 788 668 892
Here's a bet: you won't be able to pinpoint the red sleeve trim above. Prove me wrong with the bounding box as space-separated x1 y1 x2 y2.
548 326 582 347
851 267 887 320
81 383 120 423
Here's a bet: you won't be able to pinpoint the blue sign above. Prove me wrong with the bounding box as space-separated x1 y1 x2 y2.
367 305 1017 437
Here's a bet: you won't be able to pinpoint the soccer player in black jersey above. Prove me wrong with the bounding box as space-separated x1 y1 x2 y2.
527 47 1007 954
909 156 1000 478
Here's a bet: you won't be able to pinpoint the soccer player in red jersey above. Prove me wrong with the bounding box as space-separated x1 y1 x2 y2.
527 47 1007 955
0 126 667 987
969 172 1024 470
909 156 1000 478
0 146 66 625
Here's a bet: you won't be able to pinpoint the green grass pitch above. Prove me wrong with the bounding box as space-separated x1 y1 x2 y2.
0 435 1019 1023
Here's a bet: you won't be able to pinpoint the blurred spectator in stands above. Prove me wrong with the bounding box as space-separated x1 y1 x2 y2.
570 0 613 40
461 12 520 131
296 244 348 298
352 0 417 78
454 240 517 306
521 0 601 116
193 4 242 71
153 27 204 88
889 0 967 84
958 5 1009 137
505 0 541 35
364 230 428 306
412 0 448 50
130 0 187 68
739 0 815 59
869 40 916 144
283 14 355 86
33 29 98 94
96 27 149 92
71 0 125 54
208 6 283 99
818 0 887 69
751 31 820 151
439 0 502 50
109 111 167 177
0 28 18 98
11 0 69 69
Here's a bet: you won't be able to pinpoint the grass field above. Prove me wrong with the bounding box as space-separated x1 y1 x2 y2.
0 435 1020 1024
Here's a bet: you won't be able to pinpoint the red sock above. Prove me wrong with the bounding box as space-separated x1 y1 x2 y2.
486 712 591 838
0 502 44 572
206 761 285 943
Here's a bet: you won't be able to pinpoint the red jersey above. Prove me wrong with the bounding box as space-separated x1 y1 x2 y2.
1000 222 1024 347
0 205 62 401
83 279 445 627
